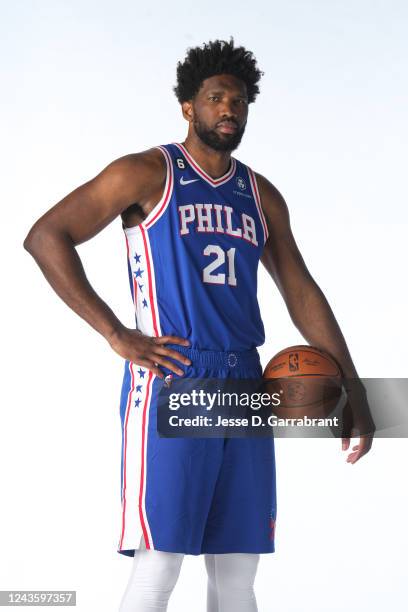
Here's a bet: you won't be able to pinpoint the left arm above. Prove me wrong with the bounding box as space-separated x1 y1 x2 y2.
256 172 374 462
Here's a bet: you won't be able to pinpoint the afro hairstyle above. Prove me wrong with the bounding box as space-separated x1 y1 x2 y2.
173 37 263 104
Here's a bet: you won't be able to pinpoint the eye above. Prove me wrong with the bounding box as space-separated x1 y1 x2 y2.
209 95 220 102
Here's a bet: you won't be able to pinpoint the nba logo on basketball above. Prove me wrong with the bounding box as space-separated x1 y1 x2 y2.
289 352 299 371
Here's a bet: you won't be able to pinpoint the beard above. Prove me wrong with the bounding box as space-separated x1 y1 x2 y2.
193 117 246 152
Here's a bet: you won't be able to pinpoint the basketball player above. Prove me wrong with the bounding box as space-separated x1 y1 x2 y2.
24 38 373 612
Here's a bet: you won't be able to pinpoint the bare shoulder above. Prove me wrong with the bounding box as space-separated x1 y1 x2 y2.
107 146 165 176
98 146 166 201
23 146 168 247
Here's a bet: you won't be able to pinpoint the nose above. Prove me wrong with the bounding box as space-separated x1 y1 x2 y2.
218 99 238 119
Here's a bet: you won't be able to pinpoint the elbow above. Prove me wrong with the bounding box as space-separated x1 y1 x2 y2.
23 221 56 259
284 280 322 324
23 222 73 261
23 231 35 254
23 224 43 257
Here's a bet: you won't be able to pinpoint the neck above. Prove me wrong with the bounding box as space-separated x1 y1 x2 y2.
182 132 232 179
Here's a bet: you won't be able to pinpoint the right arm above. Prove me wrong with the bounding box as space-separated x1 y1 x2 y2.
23 149 191 378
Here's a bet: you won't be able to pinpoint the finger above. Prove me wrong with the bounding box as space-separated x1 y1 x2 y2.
346 452 360 464
137 359 164 379
151 355 186 376
346 438 372 463
357 433 374 451
154 346 192 366
342 438 350 450
153 335 190 346
347 449 367 463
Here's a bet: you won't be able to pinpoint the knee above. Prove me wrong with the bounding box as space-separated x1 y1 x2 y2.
139 550 183 592
119 550 183 611
151 553 183 592
215 553 259 597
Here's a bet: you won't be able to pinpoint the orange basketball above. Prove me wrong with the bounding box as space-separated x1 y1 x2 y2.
263 345 343 419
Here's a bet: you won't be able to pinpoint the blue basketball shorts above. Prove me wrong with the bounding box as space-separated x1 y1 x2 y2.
117 346 277 556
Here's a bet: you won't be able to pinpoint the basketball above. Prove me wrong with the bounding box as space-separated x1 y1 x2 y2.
263 345 344 419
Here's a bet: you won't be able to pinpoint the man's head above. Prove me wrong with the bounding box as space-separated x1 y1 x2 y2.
174 38 263 152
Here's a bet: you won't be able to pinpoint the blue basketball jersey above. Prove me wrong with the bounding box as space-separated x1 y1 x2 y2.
123 142 269 351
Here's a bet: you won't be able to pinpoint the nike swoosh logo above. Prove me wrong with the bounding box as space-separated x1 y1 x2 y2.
180 176 200 185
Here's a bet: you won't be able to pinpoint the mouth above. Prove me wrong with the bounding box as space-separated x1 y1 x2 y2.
216 121 238 134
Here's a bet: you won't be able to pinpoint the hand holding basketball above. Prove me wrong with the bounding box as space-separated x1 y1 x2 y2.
263 345 343 419
263 344 375 462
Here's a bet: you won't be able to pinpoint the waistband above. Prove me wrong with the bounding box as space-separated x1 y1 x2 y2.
166 345 261 370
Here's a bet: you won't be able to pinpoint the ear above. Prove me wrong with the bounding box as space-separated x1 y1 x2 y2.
181 100 194 122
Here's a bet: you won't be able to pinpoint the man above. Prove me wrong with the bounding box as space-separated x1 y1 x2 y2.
24 38 373 612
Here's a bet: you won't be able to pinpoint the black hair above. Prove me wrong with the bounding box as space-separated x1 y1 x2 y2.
173 37 263 104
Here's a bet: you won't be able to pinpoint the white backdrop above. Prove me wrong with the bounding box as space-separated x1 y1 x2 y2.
1 1 407 610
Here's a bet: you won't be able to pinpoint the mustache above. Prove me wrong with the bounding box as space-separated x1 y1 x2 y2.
216 119 240 128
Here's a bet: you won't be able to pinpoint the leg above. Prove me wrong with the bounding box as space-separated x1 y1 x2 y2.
119 536 184 612
210 553 260 612
204 554 219 612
